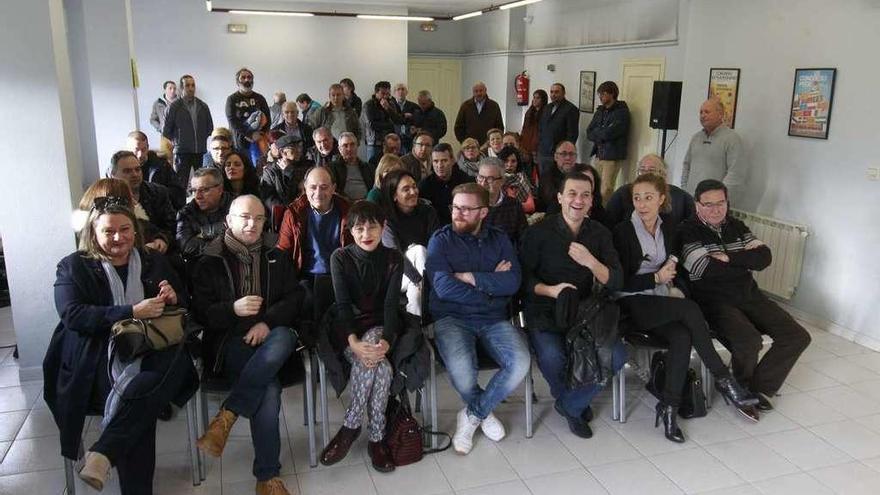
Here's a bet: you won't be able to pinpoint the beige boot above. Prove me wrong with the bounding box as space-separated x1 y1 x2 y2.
255 477 291 495
197 408 237 457
78 451 111 491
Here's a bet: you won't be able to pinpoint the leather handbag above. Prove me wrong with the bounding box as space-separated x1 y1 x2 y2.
111 306 188 363
563 288 621 390
384 392 451 466
645 351 708 418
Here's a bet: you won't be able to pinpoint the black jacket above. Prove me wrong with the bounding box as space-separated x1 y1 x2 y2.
412 103 448 143
142 151 185 209
362 96 403 146
260 159 314 212
537 165 564 213
139 181 177 247
538 98 580 156
225 91 271 150
163 97 213 154
519 214 623 333
175 193 233 261
329 158 376 199
270 120 315 150
191 236 305 375
418 167 474 225
43 250 197 459
586 100 631 161
393 98 420 145
604 183 696 231
612 218 689 294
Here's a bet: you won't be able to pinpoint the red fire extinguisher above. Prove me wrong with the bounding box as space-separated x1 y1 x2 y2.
514 71 530 106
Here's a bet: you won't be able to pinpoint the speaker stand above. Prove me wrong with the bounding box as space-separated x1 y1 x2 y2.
660 128 668 159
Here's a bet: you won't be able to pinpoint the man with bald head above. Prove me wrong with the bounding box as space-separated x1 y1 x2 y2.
192 194 303 495
537 141 579 213
454 81 504 145
603 153 696 229
681 98 747 204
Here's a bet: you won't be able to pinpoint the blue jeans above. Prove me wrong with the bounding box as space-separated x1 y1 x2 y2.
530 329 627 418
222 326 296 481
434 316 530 420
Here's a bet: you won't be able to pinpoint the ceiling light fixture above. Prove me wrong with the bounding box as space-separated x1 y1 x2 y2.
228 9 315 17
357 14 434 21
500 0 543 10
452 10 483 20
206 1 212 13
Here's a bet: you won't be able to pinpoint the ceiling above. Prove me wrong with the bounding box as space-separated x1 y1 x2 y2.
234 0 508 17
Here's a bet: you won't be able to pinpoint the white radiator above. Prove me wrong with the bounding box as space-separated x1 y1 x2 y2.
729 209 809 300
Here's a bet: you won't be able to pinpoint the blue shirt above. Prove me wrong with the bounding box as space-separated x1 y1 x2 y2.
304 205 341 275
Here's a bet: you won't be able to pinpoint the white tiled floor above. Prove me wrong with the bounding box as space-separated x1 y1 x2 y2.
1 312 880 495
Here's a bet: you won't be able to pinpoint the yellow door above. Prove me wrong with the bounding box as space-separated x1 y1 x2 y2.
620 58 666 184
408 58 462 150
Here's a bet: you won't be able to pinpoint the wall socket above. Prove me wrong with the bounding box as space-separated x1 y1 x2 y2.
867 167 880 181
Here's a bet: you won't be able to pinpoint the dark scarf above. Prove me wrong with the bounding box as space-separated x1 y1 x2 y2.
223 230 263 298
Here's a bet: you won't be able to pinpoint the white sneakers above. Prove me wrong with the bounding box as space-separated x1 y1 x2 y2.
453 408 507 454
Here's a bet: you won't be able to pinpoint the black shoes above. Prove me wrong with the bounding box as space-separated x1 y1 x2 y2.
655 402 685 443
555 400 593 439
715 376 759 408
754 392 774 411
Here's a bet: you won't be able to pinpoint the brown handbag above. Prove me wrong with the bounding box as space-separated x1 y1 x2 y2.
111 306 188 363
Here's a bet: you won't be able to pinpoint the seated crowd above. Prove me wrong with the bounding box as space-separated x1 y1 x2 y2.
43 69 811 495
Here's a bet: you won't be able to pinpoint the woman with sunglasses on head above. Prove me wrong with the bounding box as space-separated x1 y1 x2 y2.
44 196 197 494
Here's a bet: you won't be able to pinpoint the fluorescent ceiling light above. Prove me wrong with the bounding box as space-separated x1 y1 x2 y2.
228 10 315 17
206 1 212 13
357 14 434 21
453 10 483 20
500 0 542 10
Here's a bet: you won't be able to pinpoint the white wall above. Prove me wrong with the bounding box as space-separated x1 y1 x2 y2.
673 0 880 348
131 0 408 142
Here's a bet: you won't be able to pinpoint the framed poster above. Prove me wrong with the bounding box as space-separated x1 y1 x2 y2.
578 71 596 113
708 68 740 128
788 68 836 139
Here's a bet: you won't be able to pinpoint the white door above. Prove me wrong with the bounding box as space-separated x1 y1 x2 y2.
620 58 665 183
408 58 462 149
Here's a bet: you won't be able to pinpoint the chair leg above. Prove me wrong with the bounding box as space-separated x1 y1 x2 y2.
196 387 207 481
302 350 318 468
525 358 534 438
64 457 76 495
185 397 202 486
612 368 620 421
318 357 330 448
619 363 628 423
702 362 714 409
428 344 438 449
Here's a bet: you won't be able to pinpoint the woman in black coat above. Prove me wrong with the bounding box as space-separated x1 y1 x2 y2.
611 174 756 443
43 198 197 493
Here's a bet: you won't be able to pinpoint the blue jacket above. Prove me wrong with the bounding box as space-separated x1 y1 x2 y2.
426 224 520 322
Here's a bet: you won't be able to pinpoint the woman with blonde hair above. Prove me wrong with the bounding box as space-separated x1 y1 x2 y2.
366 154 405 203
456 137 483 177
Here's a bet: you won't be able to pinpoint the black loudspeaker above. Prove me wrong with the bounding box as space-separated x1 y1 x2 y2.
650 81 683 130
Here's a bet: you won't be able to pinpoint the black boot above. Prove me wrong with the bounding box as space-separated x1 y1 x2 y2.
654 402 685 443
715 376 759 408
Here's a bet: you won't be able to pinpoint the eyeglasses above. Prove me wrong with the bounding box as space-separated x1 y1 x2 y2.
476 175 502 184
449 205 485 214
555 151 576 158
231 213 267 223
189 184 221 196
211 146 229 152
698 200 728 209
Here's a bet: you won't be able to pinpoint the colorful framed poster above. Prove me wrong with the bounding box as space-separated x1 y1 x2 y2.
708 68 740 128
788 68 836 139
579 70 596 113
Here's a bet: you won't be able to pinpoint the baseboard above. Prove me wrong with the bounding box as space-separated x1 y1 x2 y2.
776 300 880 352
19 365 43 383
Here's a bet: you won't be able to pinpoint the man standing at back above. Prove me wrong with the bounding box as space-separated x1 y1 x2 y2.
426 183 530 454
454 82 504 145
586 81 630 202
681 98 747 205
150 80 176 135
226 68 271 153
163 74 213 185
537 83 580 175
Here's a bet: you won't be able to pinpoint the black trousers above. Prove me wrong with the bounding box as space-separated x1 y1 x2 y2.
173 152 203 186
91 346 195 495
619 295 728 407
701 290 811 395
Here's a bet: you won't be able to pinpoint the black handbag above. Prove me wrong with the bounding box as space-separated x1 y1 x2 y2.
564 288 620 390
645 351 708 418
384 392 450 466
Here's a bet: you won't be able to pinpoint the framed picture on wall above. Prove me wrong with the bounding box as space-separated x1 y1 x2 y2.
788 68 837 139
708 68 740 128
579 70 597 113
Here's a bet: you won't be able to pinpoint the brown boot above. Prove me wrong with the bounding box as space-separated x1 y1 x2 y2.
79 451 111 491
319 426 361 466
255 477 291 495
368 440 395 473
197 408 237 457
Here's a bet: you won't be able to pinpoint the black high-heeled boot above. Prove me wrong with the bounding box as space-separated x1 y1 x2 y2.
715 376 759 408
654 402 685 443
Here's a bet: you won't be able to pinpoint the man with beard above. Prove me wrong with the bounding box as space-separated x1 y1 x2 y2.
226 67 271 152
306 127 340 167
126 130 185 209
176 167 232 261
418 143 474 225
260 134 314 213
425 182 530 455
400 132 433 183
